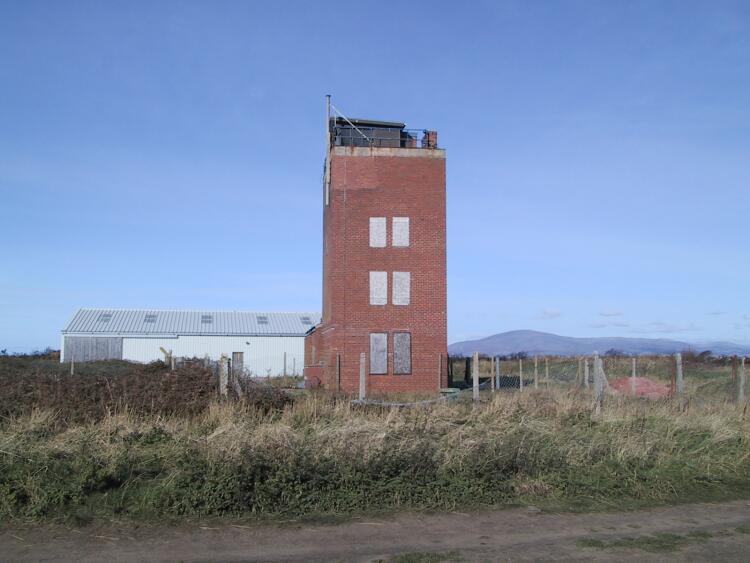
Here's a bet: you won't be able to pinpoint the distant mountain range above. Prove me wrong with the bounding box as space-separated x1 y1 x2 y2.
448 330 750 357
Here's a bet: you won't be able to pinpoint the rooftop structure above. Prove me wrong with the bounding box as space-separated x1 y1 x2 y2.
330 117 438 149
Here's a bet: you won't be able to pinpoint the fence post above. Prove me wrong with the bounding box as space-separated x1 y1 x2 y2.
219 354 229 397
577 357 582 386
70 355 75 376
472 351 480 401
584 358 589 389
495 356 501 389
593 353 604 415
359 352 366 401
545 357 550 389
738 357 746 405
519 358 524 392
534 356 539 389
631 356 637 396
675 352 685 410
283 351 287 377
490 357 496 392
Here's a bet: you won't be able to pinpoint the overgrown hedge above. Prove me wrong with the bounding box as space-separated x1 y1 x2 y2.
0 356 292 424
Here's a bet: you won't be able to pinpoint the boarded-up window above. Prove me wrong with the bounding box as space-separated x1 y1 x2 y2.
392 271 411 306
393 332 411 375
392 217 409 247
370 332 388 374
369 271 388 305
369 217 386 247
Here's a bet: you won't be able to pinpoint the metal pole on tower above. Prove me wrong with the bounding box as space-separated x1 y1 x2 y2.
325 95 332 206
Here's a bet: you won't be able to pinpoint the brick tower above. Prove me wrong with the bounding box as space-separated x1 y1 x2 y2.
304 108 447 395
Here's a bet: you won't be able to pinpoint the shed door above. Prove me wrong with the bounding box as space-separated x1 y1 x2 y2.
232 352 244 375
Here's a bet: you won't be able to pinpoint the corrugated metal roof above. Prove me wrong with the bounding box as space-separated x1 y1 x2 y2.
62 309 320 336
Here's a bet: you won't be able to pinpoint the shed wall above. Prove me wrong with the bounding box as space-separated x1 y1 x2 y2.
63 336 123 362
121 335 304 376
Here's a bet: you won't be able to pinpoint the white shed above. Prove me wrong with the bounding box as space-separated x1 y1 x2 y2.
61 309 319 376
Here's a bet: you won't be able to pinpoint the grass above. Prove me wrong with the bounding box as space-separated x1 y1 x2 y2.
451 355 738 401
1 382 750 524
385 551 462 562
251 374 304 389
578 530 715 553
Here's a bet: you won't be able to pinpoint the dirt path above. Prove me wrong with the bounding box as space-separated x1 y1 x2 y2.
3 500 750 562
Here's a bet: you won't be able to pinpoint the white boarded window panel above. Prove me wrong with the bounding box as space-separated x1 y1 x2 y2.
392 271 411 306
369 217 386 247
392 217 409 247
370 333 388 374
393 333 411 375
369 271 388 305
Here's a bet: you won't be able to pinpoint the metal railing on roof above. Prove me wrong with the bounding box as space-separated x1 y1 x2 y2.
332 126 438 149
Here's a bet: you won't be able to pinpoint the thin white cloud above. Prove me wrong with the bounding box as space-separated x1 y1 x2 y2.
630 322 700 334
537 308 561 320
599 310 623 317
589 321 630 329
707 311 726 316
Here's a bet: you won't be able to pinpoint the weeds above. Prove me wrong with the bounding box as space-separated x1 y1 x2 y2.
0 357 291 424
1 388 749 523
577 530 713 553
385 551 462 562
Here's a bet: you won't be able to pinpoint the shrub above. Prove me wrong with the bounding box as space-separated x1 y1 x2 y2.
0 356 290 424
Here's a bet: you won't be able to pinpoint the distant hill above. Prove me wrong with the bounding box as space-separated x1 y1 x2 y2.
448 330 750 357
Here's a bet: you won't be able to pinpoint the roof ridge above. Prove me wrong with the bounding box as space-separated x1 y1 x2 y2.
74 308 320 314
63 309 321 335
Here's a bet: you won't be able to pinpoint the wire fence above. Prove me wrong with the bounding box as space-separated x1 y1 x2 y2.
446 353 748 409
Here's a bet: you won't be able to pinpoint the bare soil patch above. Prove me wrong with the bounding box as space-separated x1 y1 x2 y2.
3 500 750 562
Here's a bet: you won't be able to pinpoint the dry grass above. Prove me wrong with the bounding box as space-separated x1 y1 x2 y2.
1 388 749 523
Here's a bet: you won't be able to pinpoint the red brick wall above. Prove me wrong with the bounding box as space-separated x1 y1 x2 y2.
307 145 447 395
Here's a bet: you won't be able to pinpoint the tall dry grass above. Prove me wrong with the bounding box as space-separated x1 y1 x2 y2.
2 388 749 523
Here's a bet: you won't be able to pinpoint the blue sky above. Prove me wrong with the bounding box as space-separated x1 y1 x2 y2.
1 1 749 351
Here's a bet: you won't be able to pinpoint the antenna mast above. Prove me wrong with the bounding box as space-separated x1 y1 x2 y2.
324 95 331 206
